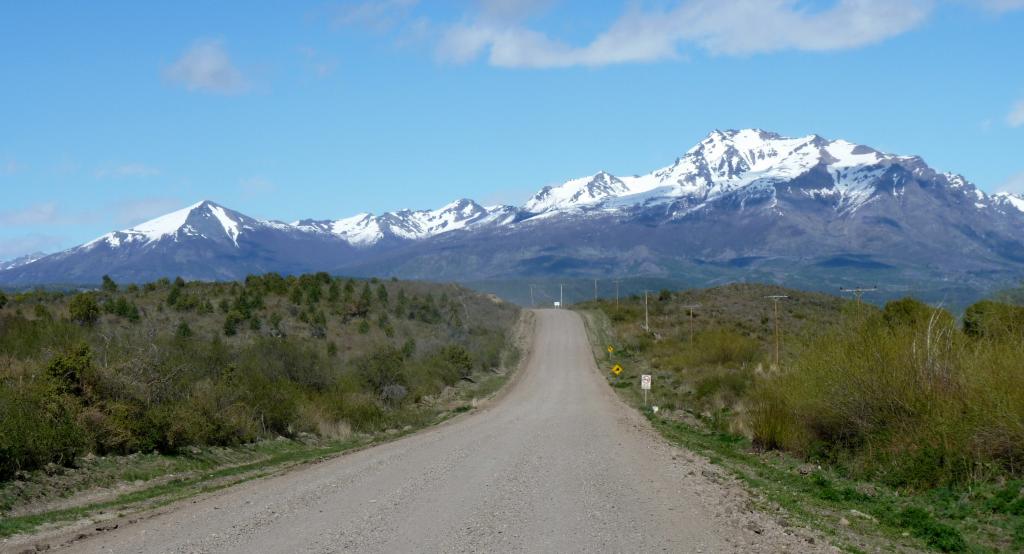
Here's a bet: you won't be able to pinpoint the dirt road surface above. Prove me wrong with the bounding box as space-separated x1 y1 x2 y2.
41 309 830 553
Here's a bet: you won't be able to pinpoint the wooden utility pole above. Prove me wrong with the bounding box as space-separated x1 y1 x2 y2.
765 295 789 368
559 283 563 308
593 278 598 302
681 304 701 343
529 284 535 308
614 279 621 308
839 286 877 305
644 290 650 331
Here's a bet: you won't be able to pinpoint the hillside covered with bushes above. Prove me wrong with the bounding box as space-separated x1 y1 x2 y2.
0 273 521 482
582 284 1024 551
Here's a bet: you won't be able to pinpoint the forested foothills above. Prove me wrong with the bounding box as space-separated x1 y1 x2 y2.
583 284 1024 551
0 273 520 482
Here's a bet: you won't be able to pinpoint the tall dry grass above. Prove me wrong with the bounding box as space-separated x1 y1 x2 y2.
748 299 1024 488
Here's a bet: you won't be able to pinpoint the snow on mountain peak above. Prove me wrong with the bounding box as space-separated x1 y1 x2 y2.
524 171 628 213
68 129 999 255
992 192 1024 213
130 200 206 241
523 129 910 215
296 198 511 247
85 200 250 250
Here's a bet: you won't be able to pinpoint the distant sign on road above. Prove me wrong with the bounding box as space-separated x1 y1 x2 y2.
611 364 623 376
553 301 561 308
640 374 651 390
607 345 614 354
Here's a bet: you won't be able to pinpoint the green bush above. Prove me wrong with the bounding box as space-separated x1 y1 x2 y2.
0 272 521 479
748 306 1024 488
357 346 406 397
0 376 86 480
963 300 1024 340
68 293 100 325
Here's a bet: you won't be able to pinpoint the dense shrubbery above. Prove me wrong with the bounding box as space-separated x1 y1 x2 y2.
749 297 1024 488
591 285 1024 490
0 273 519 480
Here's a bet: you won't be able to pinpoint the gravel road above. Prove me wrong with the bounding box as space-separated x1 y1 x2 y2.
47 309 831 553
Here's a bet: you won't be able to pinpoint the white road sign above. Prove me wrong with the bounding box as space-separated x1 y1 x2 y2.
641 374 651 390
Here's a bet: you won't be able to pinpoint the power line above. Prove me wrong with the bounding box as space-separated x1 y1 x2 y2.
839 286 878 304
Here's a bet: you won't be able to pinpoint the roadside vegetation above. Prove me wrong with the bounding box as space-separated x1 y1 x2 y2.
0 273 522 535
580 283 1024 552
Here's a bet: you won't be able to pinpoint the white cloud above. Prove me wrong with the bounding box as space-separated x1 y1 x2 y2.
95 163 160 179
164 39 248 94
1008 99 1024 128
998 171 1024 194
439 0 933 68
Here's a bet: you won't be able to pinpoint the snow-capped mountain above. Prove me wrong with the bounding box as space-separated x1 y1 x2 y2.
0 252 46 272
4 129 1024 302
293 199 518 246
84 200 288 250
523 129 978 217
991 192 1024 214
1 201 360 284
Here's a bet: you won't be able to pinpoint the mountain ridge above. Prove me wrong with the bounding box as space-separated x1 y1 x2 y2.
4 128 1024 302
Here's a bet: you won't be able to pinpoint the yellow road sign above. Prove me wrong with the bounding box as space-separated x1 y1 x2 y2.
607 345 615 354
611 364 623 376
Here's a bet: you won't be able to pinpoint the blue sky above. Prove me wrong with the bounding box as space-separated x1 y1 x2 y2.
1 0 1023 260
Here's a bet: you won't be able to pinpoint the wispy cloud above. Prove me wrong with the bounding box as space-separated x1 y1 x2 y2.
975 0 1024 12
0 197 183 231
0 202 59 226
112 197 185 227
438 0 933 68
95 163 160 179
331 0 420 31
0 234 67 261
998 171 1024 194
298 46 338 78
164 39 248 94
478 0 554 20
2 158 23 175
1008 99 1024 128
239 176 277 198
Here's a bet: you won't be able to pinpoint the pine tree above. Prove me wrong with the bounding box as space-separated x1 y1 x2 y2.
101 274 118 292
359 282 373 311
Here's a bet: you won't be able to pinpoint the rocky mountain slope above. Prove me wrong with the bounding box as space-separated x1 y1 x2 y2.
4 129 1023 302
